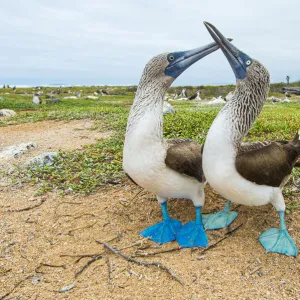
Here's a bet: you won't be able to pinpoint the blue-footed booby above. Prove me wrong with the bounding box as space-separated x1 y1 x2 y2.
202 22 300 256
123 41 223 248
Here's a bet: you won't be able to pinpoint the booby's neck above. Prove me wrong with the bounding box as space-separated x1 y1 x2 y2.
205 61 270 159
125 78 168 144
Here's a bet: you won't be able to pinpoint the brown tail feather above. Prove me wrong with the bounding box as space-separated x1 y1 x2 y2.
295 161 300 167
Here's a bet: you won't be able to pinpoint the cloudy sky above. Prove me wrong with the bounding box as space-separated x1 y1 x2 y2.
1 0 299 86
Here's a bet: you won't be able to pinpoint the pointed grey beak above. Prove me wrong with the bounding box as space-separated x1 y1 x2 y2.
204 21 251 80
165 38 233 78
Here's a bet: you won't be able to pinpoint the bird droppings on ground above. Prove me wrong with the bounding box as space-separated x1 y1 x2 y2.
0 184 299 299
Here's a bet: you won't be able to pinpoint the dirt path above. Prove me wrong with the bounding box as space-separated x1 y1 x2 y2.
0 119 111 155
0 183 299 299
0 120 112 184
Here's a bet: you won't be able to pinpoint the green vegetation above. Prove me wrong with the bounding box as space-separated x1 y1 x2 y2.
1 86 299 209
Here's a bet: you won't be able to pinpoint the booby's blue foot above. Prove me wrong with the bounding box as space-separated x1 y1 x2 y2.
259 211 298 257
202 200 238 230
140 202 182 244
176 207 208 248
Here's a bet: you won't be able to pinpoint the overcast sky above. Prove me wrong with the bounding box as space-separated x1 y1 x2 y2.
1 0 299 86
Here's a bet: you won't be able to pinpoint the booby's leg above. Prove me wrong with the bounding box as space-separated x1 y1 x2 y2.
259 192 298 257
259 211 298 257
202 200 238 230
176 206 208 248
140 197 182 244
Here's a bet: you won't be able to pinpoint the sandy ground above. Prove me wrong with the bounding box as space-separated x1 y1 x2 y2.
0 119 111 160
0 120 300 299
0 184 299 299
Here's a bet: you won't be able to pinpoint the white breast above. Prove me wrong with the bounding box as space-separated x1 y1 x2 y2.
203 113 279 207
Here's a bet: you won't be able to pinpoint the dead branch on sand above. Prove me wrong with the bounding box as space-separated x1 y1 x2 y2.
75 255 103 278
6 198 46 213
96 240 183 285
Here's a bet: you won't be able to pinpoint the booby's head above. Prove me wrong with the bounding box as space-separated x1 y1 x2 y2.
204 22 270 88
140 41 229 88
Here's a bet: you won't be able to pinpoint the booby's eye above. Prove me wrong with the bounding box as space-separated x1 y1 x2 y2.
246 60 251 66
169 55 175 61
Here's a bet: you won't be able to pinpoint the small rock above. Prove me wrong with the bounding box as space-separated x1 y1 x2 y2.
0 142 37 159
0 109 16 117
60 283 76 293
64 187 73 195
27 152 58 167
32 273 42 285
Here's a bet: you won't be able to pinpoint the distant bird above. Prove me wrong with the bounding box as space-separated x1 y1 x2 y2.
163 101 175 114
188 90 201 101
173 93 179 100
123 41 221 248
206 96 225 105
285 92 291 98
46 98 61 104
86 95 98 99
32 93 42 105
12 86 16 92
179 88 188 99
101 89 108 96
75 92 81 98
202 22 299 257
283 98 291 103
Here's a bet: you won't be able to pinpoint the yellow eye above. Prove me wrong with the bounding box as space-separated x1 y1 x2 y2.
169 55 174 61
246 60 251 66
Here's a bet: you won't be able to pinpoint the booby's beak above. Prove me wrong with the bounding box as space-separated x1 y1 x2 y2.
164 39 232 78
204 21 252 80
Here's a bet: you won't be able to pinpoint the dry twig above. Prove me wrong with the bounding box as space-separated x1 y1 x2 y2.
96 240 183 285
75 255 103 278
133 246 181 257
196 223 243 254
6 199 46 213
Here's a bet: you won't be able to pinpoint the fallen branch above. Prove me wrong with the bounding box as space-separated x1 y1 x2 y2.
105 249 114 290
60 253 103 264
6 199 46 213
197 223 243 254
119 237 150 251
96 240 183 285
35 263 66 273
67 221 98 235
133 246 181 257
75 255 103 278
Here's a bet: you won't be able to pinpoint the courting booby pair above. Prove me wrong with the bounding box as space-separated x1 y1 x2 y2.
123 23 300 255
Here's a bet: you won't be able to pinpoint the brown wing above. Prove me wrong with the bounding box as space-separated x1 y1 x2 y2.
165 139 203 182
236 142 298 187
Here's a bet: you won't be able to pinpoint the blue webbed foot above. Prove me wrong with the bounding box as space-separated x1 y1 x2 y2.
259 211 298 257
140 219 182 244
202 200 238 230
176 221 208 248
259 228 298 257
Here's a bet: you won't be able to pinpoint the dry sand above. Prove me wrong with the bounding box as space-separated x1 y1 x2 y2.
0 120 299 299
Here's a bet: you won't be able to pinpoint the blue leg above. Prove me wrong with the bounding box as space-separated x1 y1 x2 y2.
140 202 182 244
259 211 298 257
202 200 238 230
176 206 208 248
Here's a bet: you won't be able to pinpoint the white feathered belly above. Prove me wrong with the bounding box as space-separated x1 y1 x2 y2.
202 114 277 207
123 144 201 200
